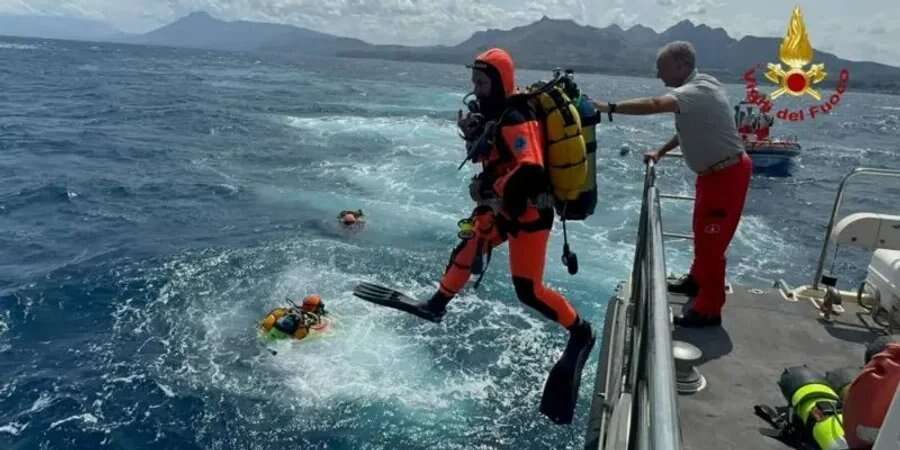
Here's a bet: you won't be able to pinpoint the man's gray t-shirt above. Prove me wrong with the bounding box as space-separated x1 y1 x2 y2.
667 71 745 173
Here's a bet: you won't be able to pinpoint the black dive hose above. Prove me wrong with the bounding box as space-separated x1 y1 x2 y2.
560 202 578 275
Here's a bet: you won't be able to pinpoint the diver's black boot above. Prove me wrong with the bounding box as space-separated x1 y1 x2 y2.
352 282 449 323
540 318 596 425
564 318 596 362
668 274 699 297
415 290 450 323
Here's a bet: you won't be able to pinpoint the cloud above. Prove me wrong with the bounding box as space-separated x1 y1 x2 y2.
675 0 722 18
593 7 639 29
0 0 40 14
855 18 895 36
653 0 721 19
5 0 900 65
140 0 571 45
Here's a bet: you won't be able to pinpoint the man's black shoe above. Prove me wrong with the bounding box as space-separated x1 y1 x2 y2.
668 274 699 297
674 308 722 328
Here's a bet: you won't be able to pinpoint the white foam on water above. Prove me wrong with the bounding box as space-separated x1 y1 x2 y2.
49 413 99 430
0 310 8 337
103 229 586 439
262 263 504 414
26 392 55 414
731 214 797 281
283 114 457 149
279 113 468 214
0 42 39 50
106 374 146 384
0 421 27 436
155 382 175 398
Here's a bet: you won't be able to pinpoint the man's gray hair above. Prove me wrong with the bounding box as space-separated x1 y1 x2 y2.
658 41 696 70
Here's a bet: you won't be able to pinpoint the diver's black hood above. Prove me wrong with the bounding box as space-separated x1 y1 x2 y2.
473 60 508 119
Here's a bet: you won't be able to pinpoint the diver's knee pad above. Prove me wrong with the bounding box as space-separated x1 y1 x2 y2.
512 276 559 322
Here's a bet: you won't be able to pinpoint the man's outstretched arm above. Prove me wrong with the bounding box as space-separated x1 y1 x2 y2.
593 95 680 115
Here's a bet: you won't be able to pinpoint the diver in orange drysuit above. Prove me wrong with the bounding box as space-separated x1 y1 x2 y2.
353 48 595 425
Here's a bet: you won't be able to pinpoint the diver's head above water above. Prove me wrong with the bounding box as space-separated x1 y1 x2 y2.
301 294 326 316
337 209 365 228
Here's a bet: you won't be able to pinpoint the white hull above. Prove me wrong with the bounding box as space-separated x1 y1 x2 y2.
744 140 801 174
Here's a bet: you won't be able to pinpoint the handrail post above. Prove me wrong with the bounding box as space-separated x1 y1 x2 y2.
626 161 681 450
811 168 900 289
646 185 682 450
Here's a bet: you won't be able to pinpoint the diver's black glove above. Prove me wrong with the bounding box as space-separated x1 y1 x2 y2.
458 111 486 142
502 165 546 219
468 173 497 204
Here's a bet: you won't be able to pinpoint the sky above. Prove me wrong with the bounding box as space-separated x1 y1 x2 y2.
2 0 899 66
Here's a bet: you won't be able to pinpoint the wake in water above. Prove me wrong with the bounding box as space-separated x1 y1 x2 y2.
0 42 40 50
94 236 582 448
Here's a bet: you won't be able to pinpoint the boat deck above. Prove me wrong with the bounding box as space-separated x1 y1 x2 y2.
670 285 881 450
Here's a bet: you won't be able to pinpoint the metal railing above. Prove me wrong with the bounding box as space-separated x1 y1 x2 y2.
625 161 682 450
811 167 900 289
594 165 900 450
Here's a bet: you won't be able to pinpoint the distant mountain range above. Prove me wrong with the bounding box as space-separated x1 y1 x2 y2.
0 15 128 42
123 11 370 55
337 16 900 93
3 11 899 93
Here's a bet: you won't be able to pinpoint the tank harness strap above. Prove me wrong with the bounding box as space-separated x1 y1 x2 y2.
550 156 588 169
796 392 842 439
754 404 791 432
753 404 807 448
547 89 576 126
804 401 841 434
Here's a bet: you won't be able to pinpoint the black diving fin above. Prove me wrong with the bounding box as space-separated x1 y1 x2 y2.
540 321 596 425
352 282 445 323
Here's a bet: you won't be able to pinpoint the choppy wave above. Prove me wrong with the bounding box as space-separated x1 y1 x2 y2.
0 42 39 50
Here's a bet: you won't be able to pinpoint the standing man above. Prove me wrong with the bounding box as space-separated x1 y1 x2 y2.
592 41 752 327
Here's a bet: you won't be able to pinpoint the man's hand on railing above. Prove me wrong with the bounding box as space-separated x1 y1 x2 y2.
644 150 661 164
645 134 680 164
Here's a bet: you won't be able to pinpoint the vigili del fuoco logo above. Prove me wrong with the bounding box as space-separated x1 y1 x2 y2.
743 6 850 122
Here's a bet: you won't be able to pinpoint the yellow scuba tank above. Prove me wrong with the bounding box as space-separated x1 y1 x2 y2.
526 70 600 220
778 366 849 450
566 93 600 220
524 69 599 276
259 307 287 333
259 307 311 340
526 79 588 205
